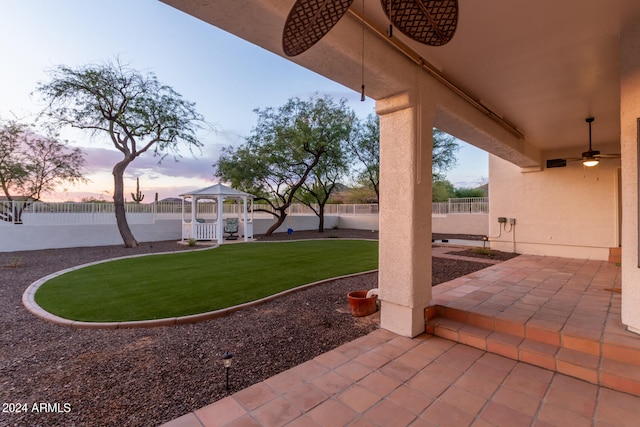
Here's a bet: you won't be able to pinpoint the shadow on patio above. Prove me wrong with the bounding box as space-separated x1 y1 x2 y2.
162 255 640 427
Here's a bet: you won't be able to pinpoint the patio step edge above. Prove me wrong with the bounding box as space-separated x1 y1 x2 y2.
427 304 640 364
425 308 640 397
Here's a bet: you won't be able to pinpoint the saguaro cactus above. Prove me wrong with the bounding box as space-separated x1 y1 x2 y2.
131 177 145 203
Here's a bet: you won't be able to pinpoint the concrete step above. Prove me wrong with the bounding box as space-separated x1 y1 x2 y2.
425 305 640 396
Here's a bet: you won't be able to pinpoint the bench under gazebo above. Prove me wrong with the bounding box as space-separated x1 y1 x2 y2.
180 183 254 244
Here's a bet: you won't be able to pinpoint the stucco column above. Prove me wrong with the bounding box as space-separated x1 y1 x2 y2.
376 91 434 337
621 20 640 334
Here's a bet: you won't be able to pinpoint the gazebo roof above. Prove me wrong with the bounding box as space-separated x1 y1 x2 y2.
179 183 254 199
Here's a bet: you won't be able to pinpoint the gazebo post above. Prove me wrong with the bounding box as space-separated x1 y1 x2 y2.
217 195 224 244
190 196 197 240
181 196 186 241
242 195 248 242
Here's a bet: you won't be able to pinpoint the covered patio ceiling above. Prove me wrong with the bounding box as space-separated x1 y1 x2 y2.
162 0 640 161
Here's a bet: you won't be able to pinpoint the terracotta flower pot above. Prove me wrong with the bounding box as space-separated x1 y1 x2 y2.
347 290 378 317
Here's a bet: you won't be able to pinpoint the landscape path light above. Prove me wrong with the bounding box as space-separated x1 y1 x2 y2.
223 351 233 391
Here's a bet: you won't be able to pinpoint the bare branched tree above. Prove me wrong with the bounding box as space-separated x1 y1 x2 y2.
0 119 85 222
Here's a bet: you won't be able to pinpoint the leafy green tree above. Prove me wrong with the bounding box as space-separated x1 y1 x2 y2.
216 95 350 235
347 121 459 203
0 119 85 222
432 129 459 181
36 60 204 247
432 180 455 202
454 187 486 198
342 182 378 204
348 113 380 203
295 100 355 232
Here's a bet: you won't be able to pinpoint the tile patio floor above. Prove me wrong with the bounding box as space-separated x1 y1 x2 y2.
162 253 640 427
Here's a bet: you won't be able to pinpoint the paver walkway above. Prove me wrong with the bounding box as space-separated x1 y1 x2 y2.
162 329 640 427
162 254 640 427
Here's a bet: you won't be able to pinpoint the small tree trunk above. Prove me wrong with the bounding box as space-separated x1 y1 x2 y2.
318 203 325 233
265 210 287 236
113 160 139 248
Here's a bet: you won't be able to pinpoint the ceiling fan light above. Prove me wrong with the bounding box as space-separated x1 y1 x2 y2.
583 157 599 167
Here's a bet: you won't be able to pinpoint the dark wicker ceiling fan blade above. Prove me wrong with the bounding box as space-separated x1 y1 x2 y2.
381 0 459 46
546 159 568 168
282 0 355 57
597 153 621 159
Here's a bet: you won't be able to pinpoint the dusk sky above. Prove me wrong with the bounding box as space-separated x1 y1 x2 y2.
0 0 488 202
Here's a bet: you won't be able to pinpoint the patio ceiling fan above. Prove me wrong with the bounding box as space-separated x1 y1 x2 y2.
282 0 459 57
546 117 621 168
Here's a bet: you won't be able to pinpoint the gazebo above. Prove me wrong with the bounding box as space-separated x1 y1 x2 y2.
179 183 254 244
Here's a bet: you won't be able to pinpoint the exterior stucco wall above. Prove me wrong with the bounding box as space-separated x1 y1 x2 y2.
337 215 379 231
621 20 640 334
432 214 488 236
252 216 339 235
489 155 619 260
0 213 493 252
0 216 343 252
0 220 184 252
340 214 489 235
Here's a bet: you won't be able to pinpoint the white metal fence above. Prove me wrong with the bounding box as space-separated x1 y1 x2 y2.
252 203 379 216
0 201 161 225
0 201 383 226
0 198 485 226
432 197 489 215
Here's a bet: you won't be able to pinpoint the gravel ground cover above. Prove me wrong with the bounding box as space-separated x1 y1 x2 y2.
1 230 496 427
447 247 520 262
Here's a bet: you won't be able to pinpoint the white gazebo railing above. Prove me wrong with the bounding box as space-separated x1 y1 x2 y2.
183 221 217 241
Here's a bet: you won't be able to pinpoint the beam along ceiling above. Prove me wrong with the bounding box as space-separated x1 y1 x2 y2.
163 0 640 154
349 0 640 152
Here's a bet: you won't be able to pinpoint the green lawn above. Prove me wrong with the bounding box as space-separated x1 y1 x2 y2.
34 240 378 322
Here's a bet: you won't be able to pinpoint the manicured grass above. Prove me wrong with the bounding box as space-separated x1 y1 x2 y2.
34 240 378 322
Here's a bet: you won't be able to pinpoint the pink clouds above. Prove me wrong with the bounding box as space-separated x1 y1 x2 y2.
82 145 222 182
